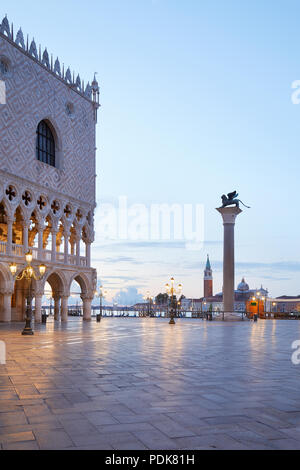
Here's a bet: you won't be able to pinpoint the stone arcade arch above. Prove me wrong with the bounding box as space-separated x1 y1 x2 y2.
39 270 69 322
69 272 94 322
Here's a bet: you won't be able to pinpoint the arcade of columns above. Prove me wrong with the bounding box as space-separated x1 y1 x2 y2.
0 187 96 324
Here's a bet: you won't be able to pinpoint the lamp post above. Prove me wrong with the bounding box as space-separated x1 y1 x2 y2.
262 296 266 317
178 301 181 318
9 251 46 336
143 291 153 317
165 277 182 325
95 286 107 322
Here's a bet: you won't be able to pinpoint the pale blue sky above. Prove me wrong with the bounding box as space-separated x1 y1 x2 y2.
2 0 300 301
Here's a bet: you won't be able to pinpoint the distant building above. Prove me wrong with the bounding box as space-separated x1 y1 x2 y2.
182 257 269 313
204 254 213 298
273 296 300 313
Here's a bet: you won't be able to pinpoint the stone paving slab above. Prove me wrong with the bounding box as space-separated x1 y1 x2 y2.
0 318 300 449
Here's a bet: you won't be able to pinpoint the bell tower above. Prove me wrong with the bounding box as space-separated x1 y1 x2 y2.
204 255 213 298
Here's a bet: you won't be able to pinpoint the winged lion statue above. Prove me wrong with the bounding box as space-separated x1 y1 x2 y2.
221 191 250 209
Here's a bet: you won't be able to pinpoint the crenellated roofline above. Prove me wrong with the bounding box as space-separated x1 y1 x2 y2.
0 15 100 107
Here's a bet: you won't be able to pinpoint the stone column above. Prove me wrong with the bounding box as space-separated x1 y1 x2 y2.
85 242 91 268
6 218 13 256
216 206 242 314
51 229 57 262
13 285 25 322
63 231 69 265
61 296 69 322
76 236 81 266
0 292 12 322
54 296 61 321
70 238 75 256
23 221 29 253
37 224 44 261
81 296 92 321
35 294 43 323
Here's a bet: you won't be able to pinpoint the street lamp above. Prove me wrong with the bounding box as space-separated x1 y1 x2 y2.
95 286 107 322
165 277 182 325
9 251 47 336
143 291 153 317
178 301 181 318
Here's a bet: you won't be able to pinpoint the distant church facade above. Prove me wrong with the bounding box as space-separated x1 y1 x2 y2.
0 15 99 322
182 256 269 314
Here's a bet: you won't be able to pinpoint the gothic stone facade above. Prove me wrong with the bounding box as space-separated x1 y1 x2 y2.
0 16 99 322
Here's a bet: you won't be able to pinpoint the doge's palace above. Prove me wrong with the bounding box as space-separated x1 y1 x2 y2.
0 15 99 322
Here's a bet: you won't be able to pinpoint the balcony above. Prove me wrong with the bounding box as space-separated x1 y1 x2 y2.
0 241 88 267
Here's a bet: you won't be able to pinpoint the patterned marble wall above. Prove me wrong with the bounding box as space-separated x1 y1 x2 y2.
0 34 97 209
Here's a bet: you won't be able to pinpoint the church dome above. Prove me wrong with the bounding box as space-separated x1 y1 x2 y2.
237 278 249 292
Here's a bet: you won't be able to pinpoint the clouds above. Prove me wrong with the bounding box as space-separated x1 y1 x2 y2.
113 287 144 306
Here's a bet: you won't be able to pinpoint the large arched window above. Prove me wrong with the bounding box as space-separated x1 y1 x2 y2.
36 120 56 167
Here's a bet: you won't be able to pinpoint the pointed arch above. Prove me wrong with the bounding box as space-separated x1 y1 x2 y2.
43 269 68 297
68 272 91 297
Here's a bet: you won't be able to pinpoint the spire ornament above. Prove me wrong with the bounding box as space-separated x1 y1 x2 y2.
75 74 81 90
15 28 25 49
0 15 11 38
29 39 38 59
85 82 92 99
54 57 61 76
65 67 72 83
0 15 97 102
42 48 50 68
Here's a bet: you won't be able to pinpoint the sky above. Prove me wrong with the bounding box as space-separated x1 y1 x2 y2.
2 0 300 303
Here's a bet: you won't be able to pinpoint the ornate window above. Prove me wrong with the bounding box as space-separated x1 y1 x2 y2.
36 120 55 167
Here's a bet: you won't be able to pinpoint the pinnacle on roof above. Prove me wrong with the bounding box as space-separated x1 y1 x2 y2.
206 254 211 270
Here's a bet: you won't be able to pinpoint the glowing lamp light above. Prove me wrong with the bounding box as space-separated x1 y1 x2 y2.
9 263 17 276
39 264 46 276
25 251 33 264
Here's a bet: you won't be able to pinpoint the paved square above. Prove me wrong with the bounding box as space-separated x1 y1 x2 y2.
0 318 300 450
